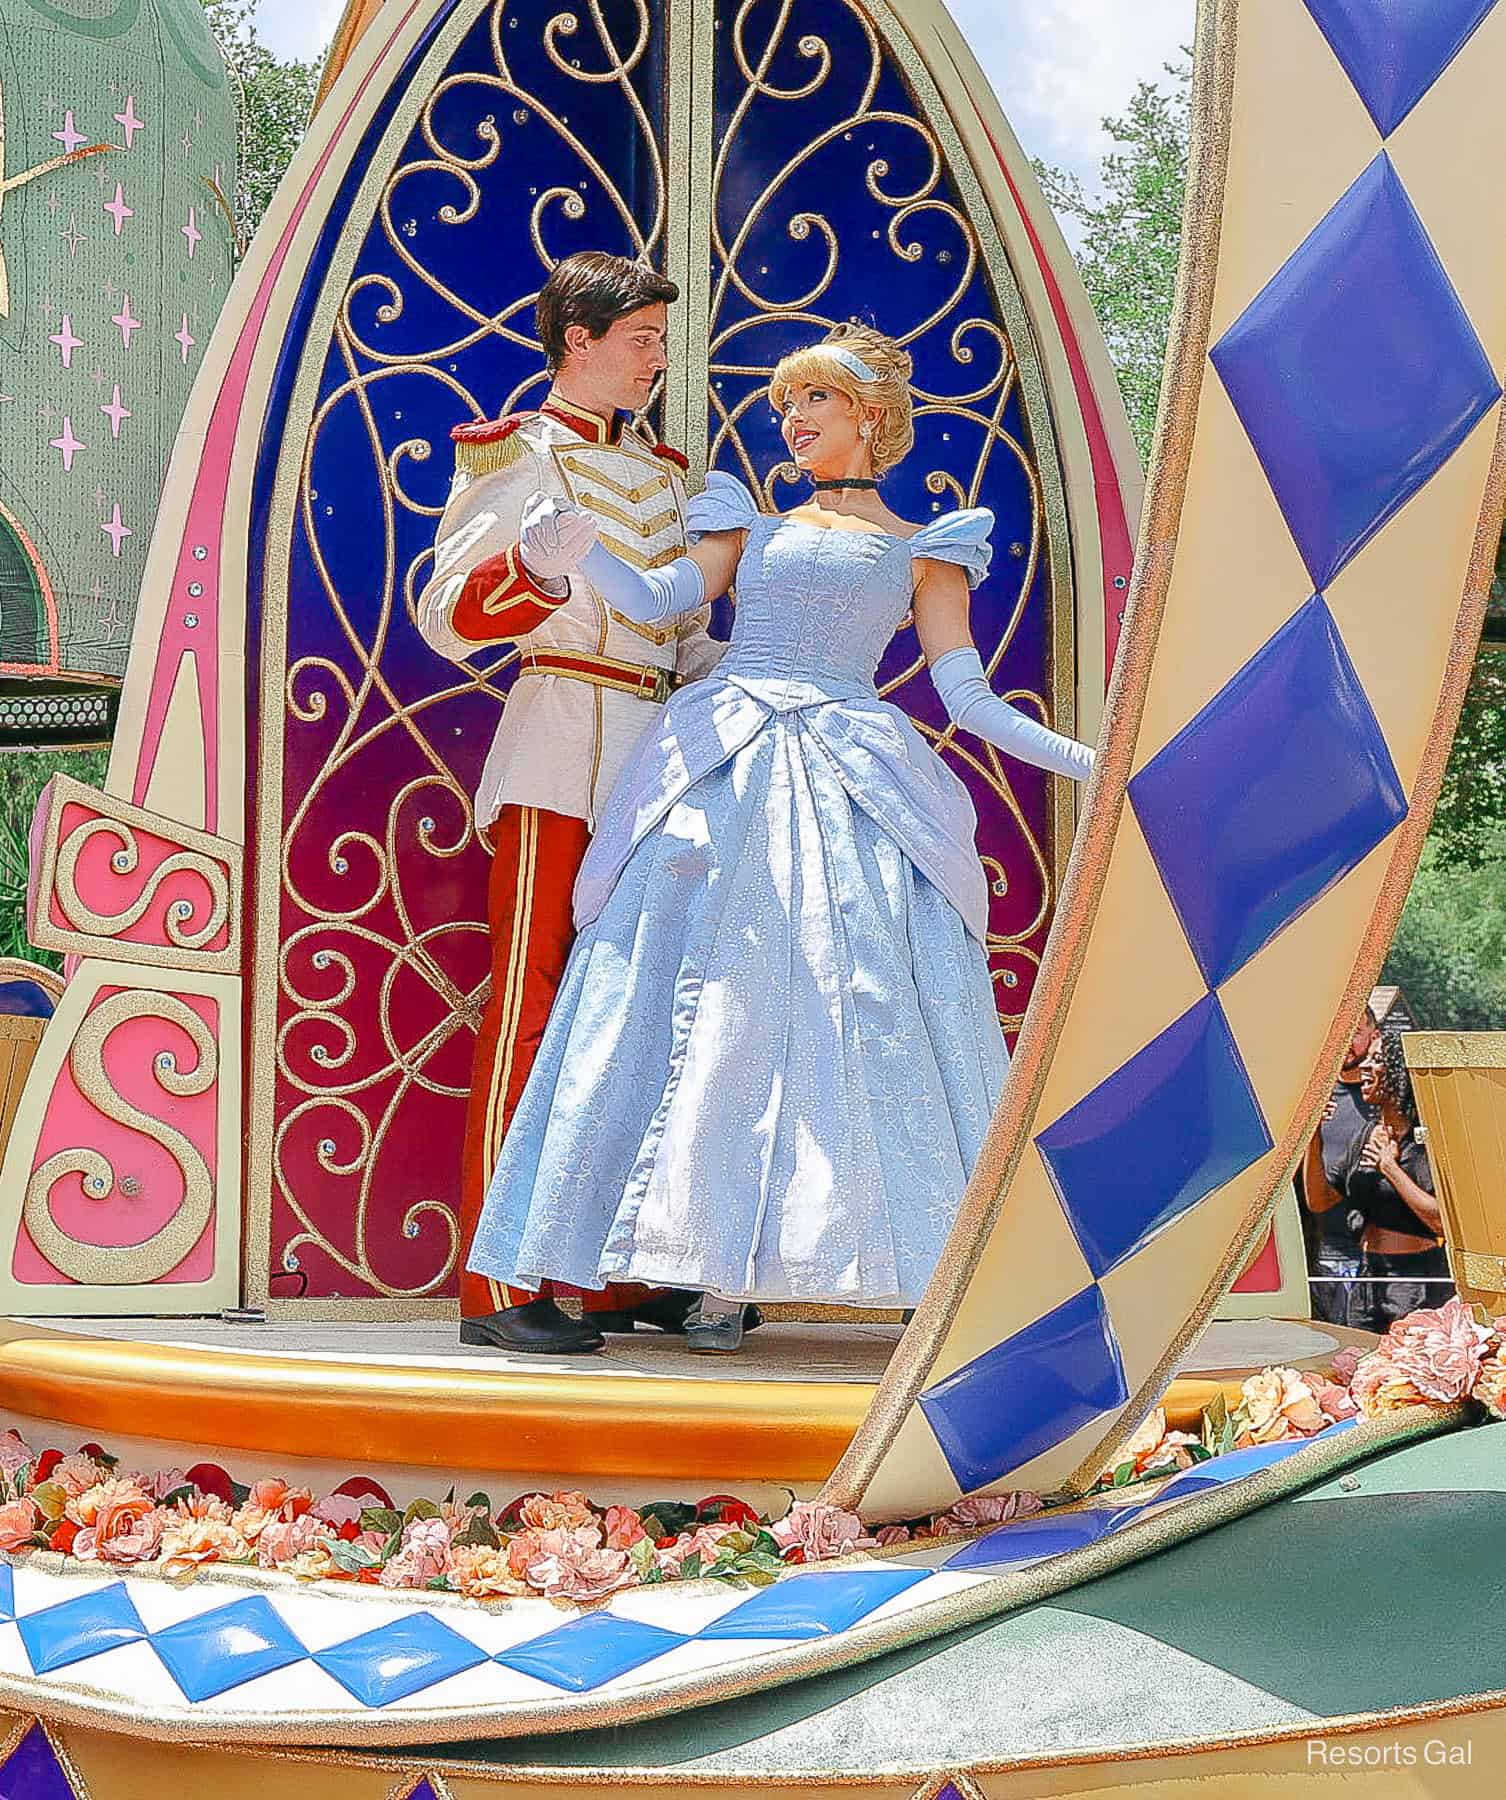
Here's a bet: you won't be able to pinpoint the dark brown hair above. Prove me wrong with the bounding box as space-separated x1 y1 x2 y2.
536 253 678 373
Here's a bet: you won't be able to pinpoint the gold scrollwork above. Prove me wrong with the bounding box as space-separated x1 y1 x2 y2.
54 818 231 950
23 991 217 1286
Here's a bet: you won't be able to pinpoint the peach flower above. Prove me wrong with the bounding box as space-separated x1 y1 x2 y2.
768 1501 877 1561
169 1491 234 1526
51 1453 110 1500
158 1517 252 1577
516 1490 596 1532
1303 1375 1359 1423
1383 1297 1494 1402
1329 1346 1362 1387
232 1478 313 1544
602 1505 648 1551
652 1523 738 1579
1350 1354 1427 1417
1471 1345 1506 1420
448 1543 527 1599
378 1515 453 1589
70 1479 163 1566
257 1513 337 1571
1238 1367 1326 1444
0 1498 39 1551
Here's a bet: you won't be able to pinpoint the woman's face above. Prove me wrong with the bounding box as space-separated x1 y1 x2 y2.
778 381 873 475
1360 1041 1385 1105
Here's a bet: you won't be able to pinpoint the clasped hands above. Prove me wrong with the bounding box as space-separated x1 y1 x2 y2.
518 492 599 583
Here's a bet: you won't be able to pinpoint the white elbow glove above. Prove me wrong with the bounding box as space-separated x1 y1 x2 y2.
517 492 598 589
931 647 1096 783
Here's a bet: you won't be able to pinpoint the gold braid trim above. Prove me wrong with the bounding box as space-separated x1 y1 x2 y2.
454 432 527 478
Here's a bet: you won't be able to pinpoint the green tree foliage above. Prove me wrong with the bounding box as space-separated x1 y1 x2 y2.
0 752 108 970
202 0 322 245
1035 62 1191 462
1383 822 1506 1029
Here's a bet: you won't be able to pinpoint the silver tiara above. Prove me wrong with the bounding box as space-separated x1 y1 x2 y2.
824 344 881 382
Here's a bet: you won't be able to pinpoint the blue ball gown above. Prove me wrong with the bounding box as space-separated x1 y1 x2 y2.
466 473 1010 1307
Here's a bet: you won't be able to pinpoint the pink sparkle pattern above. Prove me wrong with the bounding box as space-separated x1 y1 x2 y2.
48 315 82 367
174 314 196 362
113 95 143 148
103 183 133 235
111 294 141 349
101 503 131 556
181 206 202 257
48 417 84 470
100 385 130 439
51 110 85 155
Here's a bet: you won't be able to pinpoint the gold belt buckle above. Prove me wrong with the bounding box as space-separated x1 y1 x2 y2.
640 666 673 705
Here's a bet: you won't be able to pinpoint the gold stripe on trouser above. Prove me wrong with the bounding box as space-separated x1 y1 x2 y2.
479 807 538 1311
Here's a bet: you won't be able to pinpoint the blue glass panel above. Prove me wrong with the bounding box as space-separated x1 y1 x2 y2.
1129 597 1408 988
919 1286 1129 1493
1148 1417 1359 1507
700 1568 929 1640
1035 995 1274 1281
495 1613 687 1692
1211 154 1500 591
0 1563 12 1622
944 1504 1143 1571
0 981 54 1019
17 1584 147 1675
150 1596 308 1702
314 1613 488 1708
1303 0 1500 134
0 1721 79 1800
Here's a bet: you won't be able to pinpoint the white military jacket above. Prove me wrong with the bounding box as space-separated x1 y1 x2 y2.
417 400 724 830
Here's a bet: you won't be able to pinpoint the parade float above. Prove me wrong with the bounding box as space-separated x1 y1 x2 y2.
0 0 1502 1792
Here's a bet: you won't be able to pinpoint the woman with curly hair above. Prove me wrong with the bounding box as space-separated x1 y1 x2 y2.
466 324 1095 1351
1305 1027 1452 1331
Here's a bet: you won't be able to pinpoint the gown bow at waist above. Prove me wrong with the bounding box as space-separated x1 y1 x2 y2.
573 668 990 942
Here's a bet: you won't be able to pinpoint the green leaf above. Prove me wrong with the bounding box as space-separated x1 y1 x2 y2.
360 1507 402 1537
679 1550 703 1581
330 1538 382 1574
639 1501 697 1540
1111 1461 1137 1487
403 1498 439 1525
454 1513 500 1550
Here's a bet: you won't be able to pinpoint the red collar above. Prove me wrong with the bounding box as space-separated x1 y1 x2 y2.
541 398 621 445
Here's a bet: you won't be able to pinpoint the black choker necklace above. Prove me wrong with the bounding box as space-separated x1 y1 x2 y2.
811 477 880 492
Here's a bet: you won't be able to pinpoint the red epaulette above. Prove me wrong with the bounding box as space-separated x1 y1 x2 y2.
450 411 535 445
651 441 689 472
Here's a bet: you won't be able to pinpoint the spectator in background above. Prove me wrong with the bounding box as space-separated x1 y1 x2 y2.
1304 1028 1452 1332
1299 1005 1379 1326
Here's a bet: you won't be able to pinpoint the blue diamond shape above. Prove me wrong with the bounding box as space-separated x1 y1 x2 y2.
150 1595 308 1702
1211 153 1500 591
314 1613 487 1708
0 1563 13 1622
1035 995 1274 1281
495 1612 687 1692
700 1567 929 1640
1304 0 1500 135
1130 597 1407 989
18 1583 147 1675
945 1504 1144 1571
919 1286 1130 1493
0 1720 80 1800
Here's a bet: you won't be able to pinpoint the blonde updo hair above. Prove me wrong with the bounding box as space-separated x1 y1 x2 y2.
768 323 915 477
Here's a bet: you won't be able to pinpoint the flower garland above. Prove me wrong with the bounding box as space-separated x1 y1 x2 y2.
0 1300 1497 1603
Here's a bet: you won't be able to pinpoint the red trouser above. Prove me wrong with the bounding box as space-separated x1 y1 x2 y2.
458 803 651 1319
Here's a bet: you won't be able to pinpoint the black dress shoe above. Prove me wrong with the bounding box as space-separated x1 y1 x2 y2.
594 1292 766 1335
459 1298 604 1354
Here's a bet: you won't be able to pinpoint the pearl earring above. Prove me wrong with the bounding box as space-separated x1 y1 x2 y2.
860 421 873 440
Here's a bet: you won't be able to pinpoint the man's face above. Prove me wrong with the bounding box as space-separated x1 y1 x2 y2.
564 303 668 412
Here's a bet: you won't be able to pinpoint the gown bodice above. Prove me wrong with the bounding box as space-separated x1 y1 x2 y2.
692 471 994 696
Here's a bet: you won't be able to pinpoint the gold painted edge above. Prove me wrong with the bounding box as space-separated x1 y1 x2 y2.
821 0 1241 1514
1405 1032 1506 1071
0 1406 1461 1748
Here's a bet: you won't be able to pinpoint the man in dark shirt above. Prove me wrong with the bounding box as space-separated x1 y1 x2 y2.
1302 1005 1379 1325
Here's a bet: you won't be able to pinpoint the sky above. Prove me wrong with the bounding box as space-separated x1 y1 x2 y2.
249 0 1194 197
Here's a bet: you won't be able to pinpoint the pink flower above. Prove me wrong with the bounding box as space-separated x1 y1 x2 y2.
158 1517 251 1577
1471 1344 1506 1420
378 1515 453 1589
516 1490 596 1532
0 1498 39 1550
602 1505 648 1551
257 1513 337 1571
141 1469 192 1503
874 1525 913 1547
51 1453 109 1500
936 1491 1046 1532
768 1501 877 1562
1384 1297 1494 1402
170 1492 234 1525
312 1493 365 1530
0 1432 33 1477
1303 1374 1359 1422
1350 1353 1428 1417
1329 1346 1362 1386
70 1479 163 1566
515 1523 633 1600
652 1523 737 1578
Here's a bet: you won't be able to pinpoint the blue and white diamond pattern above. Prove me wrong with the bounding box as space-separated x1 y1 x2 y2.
881 3 1506 1511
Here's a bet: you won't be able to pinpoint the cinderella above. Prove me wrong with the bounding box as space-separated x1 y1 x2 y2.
467 325 1095 1352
